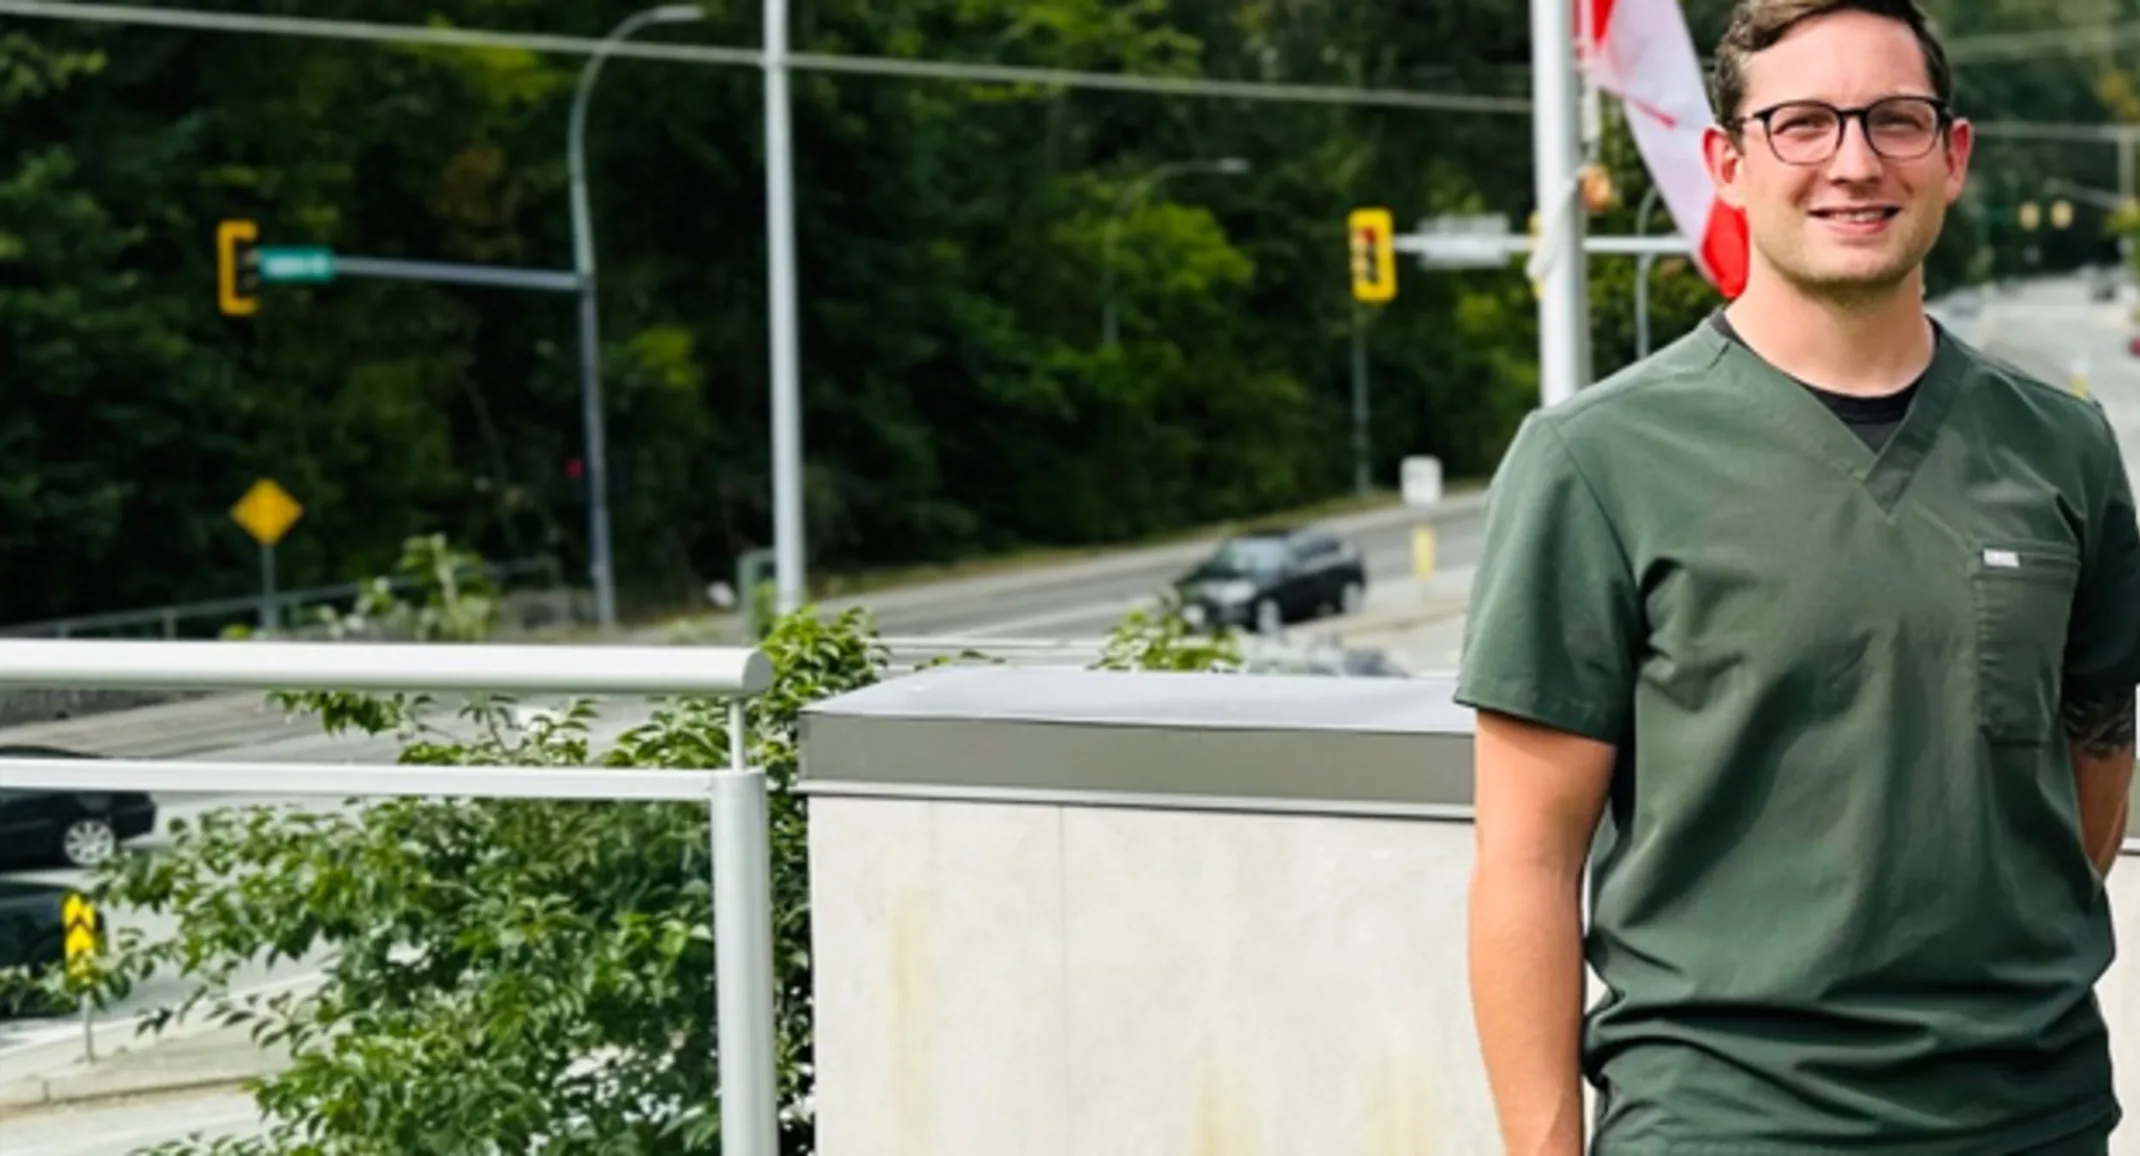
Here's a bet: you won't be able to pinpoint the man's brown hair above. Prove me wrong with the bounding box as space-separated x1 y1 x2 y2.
1709 0 1954 124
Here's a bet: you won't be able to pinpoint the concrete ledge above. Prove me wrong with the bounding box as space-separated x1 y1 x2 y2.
0 1017 291 1118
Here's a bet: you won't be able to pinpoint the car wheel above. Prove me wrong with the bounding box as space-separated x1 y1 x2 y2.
59 817 118 868
1254 598 1283 635
1340 580 1366 615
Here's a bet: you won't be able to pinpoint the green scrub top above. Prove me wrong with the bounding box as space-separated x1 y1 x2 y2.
1456 317 2140 1155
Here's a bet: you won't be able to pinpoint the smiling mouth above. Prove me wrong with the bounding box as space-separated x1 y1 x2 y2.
1811 207 1901 223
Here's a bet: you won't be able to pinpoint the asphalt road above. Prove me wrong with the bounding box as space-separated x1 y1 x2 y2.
834 500 1484 640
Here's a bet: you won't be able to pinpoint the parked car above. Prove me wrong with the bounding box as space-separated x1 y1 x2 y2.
1174 527 1368 635
0 879 94 1017
0 745 156 869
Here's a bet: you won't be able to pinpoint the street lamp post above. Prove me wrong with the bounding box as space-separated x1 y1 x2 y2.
567 3 703 632
1100 156 1251 347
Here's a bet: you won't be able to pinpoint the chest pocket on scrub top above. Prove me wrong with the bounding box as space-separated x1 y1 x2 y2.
1972 540 2081 746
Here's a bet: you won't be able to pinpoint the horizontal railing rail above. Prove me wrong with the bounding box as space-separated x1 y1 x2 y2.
0 638 778 1156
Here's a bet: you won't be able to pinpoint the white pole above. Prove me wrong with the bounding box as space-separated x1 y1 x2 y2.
1531 0 1592 408
764 0 806 615
715 697 780 1156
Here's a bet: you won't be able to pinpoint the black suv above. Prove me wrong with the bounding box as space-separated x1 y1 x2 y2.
1174 527 1368 634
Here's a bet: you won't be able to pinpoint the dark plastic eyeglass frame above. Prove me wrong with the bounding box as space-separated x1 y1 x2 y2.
1726 95 1955 165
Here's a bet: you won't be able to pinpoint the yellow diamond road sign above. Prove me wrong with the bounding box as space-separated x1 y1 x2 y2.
62 892 97 972
231 479 303 547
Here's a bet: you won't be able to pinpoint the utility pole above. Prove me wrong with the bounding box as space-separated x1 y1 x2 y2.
1530 0 1592 408
765 0 806 615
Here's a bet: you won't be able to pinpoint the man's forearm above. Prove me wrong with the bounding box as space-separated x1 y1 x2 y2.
2073 752 2130 876
1469 862 1588 1156
2063 684 2136 876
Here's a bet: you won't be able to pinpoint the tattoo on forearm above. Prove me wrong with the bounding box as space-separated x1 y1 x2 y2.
2062 684 2137 759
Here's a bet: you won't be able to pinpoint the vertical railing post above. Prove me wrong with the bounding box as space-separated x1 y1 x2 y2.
714 696 779 1156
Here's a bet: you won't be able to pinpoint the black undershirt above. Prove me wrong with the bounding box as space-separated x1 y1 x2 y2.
1708 313 1921 453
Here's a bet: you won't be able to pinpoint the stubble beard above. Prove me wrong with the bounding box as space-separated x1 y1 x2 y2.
1757 209 1942 312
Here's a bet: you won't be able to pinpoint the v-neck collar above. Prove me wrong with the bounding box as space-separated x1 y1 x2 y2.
1698 314 1963 515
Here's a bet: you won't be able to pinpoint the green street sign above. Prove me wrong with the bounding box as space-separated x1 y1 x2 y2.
256 246 337 284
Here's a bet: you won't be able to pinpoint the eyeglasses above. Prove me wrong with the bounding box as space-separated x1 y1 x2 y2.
1729 96 1952 166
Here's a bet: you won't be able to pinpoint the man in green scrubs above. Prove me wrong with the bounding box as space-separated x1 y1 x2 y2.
1458 2 2140 1154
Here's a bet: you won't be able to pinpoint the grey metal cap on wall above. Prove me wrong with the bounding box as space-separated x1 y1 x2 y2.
797 666 1477 820
800 666 2140 842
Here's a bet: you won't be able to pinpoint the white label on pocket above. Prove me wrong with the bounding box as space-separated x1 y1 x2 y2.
1984 548 2022 569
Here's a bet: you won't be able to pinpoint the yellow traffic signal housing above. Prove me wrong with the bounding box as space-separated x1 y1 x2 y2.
1348 207 1397 305
217 219 260 317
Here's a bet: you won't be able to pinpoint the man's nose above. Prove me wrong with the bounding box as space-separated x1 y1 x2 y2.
1828 116 1883 182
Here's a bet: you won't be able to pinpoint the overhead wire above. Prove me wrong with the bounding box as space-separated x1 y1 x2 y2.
0 0 1531 114
1945 23 2140 65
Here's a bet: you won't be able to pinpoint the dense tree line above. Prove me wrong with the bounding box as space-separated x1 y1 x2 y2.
0 0 2124 624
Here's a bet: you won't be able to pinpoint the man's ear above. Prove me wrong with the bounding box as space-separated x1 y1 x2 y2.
1942 117 1974 206
1703 123 1747 210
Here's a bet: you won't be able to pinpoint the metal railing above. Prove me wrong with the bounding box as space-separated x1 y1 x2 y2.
0 638 779 1156
0 556 564 640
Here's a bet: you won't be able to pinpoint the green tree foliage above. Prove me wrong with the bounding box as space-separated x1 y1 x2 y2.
0 541 1253 1154
0 0 2119 626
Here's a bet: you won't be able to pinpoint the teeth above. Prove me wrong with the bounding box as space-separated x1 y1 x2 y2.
1830 209 1888 222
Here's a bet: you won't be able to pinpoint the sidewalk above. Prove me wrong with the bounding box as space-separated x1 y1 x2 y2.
1274 563 1474 675
0 1014 290 1119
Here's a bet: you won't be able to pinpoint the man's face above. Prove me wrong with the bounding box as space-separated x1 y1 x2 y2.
1702 10 1972 300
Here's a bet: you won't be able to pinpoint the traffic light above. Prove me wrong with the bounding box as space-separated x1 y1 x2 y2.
1348 207 1397 305
217 219 260 317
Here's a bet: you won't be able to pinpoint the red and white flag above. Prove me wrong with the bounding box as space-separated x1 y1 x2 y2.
1581 0 1750 299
